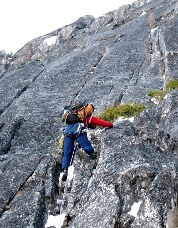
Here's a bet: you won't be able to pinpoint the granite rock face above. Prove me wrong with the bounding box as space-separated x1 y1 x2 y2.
0 0 178 227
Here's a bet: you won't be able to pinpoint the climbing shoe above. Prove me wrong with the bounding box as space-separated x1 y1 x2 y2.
77 148 90 162
62 168 68 181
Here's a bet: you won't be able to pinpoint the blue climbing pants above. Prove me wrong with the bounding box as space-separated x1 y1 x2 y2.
62 132 94 170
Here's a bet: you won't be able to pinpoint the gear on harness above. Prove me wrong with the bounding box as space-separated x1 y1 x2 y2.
59 133 65 149
64 122 83 138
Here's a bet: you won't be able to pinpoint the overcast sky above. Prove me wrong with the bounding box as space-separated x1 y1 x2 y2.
0 0 135 54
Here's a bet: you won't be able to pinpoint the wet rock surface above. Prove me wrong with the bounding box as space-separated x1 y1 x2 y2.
0 0 178 227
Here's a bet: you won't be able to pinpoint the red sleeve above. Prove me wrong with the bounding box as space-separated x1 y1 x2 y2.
85 116 113 128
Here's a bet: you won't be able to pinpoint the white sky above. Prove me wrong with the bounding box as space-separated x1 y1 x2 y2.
0 0 135 54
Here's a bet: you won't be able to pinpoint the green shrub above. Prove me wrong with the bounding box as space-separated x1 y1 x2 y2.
148 79 178 102
98 102 146 122
166 79 178 90
148 90 167 101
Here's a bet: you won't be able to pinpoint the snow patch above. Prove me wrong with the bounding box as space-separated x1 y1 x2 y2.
45 213 66 228
59 165 74 182
164 94 168 100
118 116 125 121
114 116 135 124
151 27 158 34
45 166 74 228
140 11 146 16
128 201 142 217
88 168 96 188
44 36 57 46
67 165 74 181
151 97 159 105
128 117 134 122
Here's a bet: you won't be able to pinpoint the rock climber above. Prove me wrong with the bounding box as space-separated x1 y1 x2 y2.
60 100 113 181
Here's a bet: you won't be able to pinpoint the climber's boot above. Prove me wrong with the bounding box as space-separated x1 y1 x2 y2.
61 168 68 181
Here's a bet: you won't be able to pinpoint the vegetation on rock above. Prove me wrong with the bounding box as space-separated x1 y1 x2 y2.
98 102 146 122
148 79 178 102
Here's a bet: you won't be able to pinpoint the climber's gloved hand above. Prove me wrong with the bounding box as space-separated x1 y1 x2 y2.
87 124 96 129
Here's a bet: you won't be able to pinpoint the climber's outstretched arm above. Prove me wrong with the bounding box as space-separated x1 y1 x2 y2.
85 116 113 128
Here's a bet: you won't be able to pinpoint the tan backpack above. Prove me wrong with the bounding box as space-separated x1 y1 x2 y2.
77 103 94 121
61 101 94 123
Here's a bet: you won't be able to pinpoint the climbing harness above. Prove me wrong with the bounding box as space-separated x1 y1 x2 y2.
59 142 79 214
